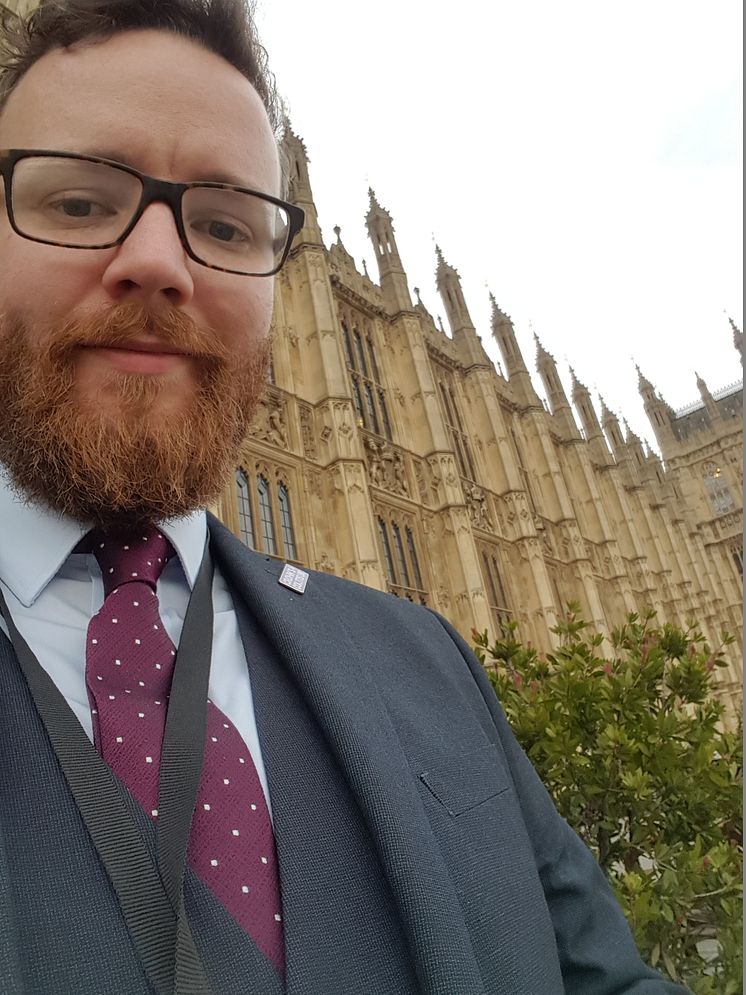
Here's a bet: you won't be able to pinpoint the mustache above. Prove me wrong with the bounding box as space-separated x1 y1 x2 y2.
45 301 230 365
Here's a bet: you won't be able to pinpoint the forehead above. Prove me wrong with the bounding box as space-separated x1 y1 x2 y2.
0 29 279 191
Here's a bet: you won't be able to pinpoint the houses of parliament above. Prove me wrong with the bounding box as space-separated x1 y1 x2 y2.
4 0 742 712
209 129 743 713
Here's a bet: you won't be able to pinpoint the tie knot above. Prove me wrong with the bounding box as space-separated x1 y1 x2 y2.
81 526 175 597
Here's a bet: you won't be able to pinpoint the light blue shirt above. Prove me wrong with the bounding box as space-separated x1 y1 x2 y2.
0 467 271 812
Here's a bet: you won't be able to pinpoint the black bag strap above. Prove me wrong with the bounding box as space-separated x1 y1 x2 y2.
0 538 216 995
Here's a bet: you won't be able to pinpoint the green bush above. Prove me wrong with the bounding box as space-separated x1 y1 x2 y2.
473 606 742 993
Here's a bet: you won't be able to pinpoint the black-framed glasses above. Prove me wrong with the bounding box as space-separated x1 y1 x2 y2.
0 149 305 277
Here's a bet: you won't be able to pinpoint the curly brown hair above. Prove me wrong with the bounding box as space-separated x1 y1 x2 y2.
0 0 286 171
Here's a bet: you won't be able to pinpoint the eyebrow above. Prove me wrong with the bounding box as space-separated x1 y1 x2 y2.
78 148 252 187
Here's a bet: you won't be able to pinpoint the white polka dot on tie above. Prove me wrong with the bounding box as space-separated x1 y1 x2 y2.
171 650 176 656
111 618 118 624
211 736 218 743
153 624 158 630
109 568 114 573
123 546 129 551
116 736 123 743
147 561 152 566
204 803 211 811
138 712 145 718
155 664 162 670
223 779 230 785
109 694 116 700
99 543 105 549
131 573 138 578
241 886 249 894
91 709 97 715
223 723 229 729
96 675 103 681
91 639 98 645
155 700 162 705
145 756 153 764
152 809 158 817
138 681 145 687
232 829 240 836
261 857 268 865
135 639 141 645
251 804 257 811
115 659 121 666
239 758 245 764
133 601 139 607
210 859 218 867
274 914 282 922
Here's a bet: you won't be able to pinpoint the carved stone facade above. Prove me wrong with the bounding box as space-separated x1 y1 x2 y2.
9 0 742 722
211 127 742 722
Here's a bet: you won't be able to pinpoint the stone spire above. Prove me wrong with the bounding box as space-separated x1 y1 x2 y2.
434 246 490 367
599 395 626 457
729 316 743 365
365 188 412 314
570 368 609 461
695 371 720 423
282 124 323 246
636 364 674 453
489 293 539 403
534 334 579 438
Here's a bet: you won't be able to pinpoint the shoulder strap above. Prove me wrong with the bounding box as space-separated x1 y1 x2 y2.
0 540 216 995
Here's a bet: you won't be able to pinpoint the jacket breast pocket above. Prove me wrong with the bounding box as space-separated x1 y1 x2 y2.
417 743 513 816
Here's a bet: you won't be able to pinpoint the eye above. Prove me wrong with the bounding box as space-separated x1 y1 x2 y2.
48 196 117 219
204 219 250 244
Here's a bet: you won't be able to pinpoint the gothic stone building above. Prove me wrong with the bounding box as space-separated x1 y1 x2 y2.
209 130 743 713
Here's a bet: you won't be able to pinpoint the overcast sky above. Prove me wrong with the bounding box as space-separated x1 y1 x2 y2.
255 1 742 449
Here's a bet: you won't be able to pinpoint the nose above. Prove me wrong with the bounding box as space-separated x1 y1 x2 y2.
100 202 195 306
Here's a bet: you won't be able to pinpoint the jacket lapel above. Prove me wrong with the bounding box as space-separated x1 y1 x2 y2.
208 515 487 995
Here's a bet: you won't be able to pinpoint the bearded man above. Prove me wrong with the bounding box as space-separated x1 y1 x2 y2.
0 2 690 993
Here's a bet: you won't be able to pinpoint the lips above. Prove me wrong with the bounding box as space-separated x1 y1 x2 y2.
83 342 192 375
101 339 190 356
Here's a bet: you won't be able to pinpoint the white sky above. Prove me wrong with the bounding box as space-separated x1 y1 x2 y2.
256 1 743 448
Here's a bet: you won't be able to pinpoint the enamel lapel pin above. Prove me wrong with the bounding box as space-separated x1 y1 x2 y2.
279 563 309 595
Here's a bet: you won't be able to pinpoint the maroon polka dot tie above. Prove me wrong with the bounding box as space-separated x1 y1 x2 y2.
81 526 284 975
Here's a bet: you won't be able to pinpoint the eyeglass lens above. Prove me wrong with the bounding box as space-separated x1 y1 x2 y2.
11 156 290 274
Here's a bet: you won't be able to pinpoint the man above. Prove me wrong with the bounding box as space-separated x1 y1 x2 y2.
0 2 690 993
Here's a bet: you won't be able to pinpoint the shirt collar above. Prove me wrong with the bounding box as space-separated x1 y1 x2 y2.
0 465 206 606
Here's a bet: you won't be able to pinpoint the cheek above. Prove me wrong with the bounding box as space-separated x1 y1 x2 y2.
206 281 274 354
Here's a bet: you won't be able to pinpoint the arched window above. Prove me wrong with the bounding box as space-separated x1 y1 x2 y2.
405 527 423 590
703 463 735 516
353 331 369 376
367 336 381 382
341 319 392 439
351 376 365 424
364 384 380 434
235 468 255 549
342 322 355 369
438 374 477 481
377 518 396 585
257 475 277 555
278 483 297 560
391 523 410 588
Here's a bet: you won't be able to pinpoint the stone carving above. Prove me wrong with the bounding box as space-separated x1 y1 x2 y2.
299 403 317 459
363 436 409 496
305 470 323 500
316 552 336 573
433 588 451 612
346 464 365 494
253 398 289 449
465 483 493 531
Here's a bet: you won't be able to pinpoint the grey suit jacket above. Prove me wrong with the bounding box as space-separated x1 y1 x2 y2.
0 514 689 994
